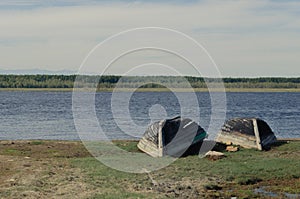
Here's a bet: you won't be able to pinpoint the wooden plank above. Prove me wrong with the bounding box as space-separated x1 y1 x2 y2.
137 138 160 157
253 119 262 150
277 138 300 141
216 133 257 149
158 120 164 157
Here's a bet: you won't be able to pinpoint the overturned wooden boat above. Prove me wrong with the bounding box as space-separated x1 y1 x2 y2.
137 116 207 157
216 118 277 150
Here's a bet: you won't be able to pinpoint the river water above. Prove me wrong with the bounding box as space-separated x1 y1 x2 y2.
0 91 299 140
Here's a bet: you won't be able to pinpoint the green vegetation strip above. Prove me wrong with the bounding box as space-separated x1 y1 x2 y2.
1 75 300 90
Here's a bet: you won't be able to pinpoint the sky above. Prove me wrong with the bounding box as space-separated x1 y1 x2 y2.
0 0 299 77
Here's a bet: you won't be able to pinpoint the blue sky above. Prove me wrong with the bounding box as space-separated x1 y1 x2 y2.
0 0 299 77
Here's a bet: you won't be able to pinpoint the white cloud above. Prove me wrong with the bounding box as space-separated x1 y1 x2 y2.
0 0 299 76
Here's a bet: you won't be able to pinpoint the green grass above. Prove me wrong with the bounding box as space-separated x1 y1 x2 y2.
70 141 300 198
175 143 300 182
90 192 151 199
2 148 22 155
112 140 140 152
71 157 157 198
31 141 44 145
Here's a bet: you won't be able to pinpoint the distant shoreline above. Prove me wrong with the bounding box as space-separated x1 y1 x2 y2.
0 87 300 92
1 75 300 91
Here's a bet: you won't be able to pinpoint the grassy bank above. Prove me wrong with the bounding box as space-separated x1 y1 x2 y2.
0 140 299 198
0 87 300 92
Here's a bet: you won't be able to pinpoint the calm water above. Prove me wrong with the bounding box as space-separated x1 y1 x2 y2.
0 91 299 140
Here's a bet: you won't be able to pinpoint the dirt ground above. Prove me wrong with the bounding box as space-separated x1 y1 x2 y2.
0 140 214 198
0 141 94 198
0 140 299 199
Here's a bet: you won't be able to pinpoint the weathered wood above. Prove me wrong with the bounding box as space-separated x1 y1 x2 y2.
277 138 300 141
137 116 207 157
158 120 163 157
216 118 277 150
253 119 262 150
205 151 226 160
226 146 239 152
216 132 257 149
137 138 161 157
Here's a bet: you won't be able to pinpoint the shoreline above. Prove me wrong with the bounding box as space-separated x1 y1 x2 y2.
0 139 299 147
0 87 300 92
1 138 300 141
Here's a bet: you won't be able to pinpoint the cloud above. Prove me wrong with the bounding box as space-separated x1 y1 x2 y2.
0 0 299 76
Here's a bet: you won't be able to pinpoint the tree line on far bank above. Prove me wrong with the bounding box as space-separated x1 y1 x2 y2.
0 75 300 89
